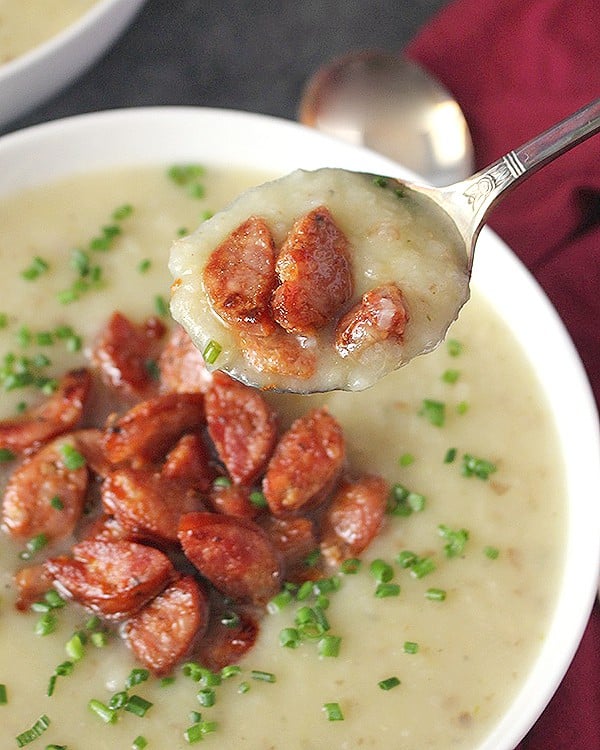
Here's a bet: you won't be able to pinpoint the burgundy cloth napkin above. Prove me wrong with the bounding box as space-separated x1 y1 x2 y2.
406 1 600 748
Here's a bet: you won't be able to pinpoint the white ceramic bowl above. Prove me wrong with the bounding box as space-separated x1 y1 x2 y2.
0 0 146 130
0 107 598 749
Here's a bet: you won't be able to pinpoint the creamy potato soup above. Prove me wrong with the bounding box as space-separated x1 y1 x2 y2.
0 165 565 750
170 169 470 393
0 0 98 64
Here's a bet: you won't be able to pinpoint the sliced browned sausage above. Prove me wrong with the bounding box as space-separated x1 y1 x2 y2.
122 576 209 676
209 481 258 520
2 435 88 541
44 539 175 620
203 216 277 336
205 372 277 485
102 467 204 546
259 515 318 579
237 329 316 381
178 512 282 606
194 603 259 672
13 564 54 612
79 513 129 543
272 206 353 334
262 407 345 516
320 474 389 567
158 325 213 394
0 369 91 456
102 393 205 465
161 433 215 493
335 283 408 357
91 312 166 400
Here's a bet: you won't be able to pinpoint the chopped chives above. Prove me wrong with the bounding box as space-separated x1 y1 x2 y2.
132 736 148 750
126 668 150 689
249 490 268 507
425 587 447 602
442 368 460 384
154 295 169 317
373 176 388 187
91 631 109 648
108 691 128 710
267 589 294 614
50 495 64 510
89 699 117 724
438 524 470 558
125 695 154 717
0 312 7 328
409 556 436 579
456 400 470 415
398 452 414 466
447 338 463 356
220 665 241 680
375 583 401 598
160 676 176 687
59 443 86 470
444 447 457 464
203 339 222 365
0 448 16 462
112 203 134 220
35 612 57 636
396 550 418 569
196 688 216 707
403 641 419 654
322 702 344 721
250 670 276 683
21 256 49 281
304 549 321 567
238 681 250 694
419 399 446 427
279 627 301 648
212 475 231 488
369 559 394 583
184 723 203 744
44 590 66 609
220 611 241 629
318 635 342 657
0 683 6 704
138 258 152 273
461 454 497 479
484 545 500 559
15 714 50 746
378 676 401 690
341 557 361 574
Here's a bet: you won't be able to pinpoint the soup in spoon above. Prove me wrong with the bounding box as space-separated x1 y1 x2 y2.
169 168 470 392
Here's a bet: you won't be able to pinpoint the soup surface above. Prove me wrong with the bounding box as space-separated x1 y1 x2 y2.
0 0 97 64
0 165 565 750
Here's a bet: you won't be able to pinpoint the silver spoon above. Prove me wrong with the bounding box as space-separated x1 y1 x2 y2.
171 98 600 394
409 96 600 268
299 50 475 186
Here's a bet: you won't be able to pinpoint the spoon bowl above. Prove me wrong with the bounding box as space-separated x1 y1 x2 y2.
299 50 475 186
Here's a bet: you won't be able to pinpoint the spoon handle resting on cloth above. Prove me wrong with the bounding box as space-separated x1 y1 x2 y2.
429 97 600 264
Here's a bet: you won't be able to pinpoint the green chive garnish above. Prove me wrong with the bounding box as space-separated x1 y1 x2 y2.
15 714 50 746
59 443 86 470
322 702 344 721
484 545 500 559
425 588 447 602
125 695 153 717
88 699 117 724
419 398 446 427
378 676 401 690
403 641 419 654
0 683 7 704
203 339 222 365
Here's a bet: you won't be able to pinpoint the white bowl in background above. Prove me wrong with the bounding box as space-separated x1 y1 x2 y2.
0 0 146 130
0 107 598 750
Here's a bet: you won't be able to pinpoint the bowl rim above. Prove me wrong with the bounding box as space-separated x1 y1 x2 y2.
0 0 143 80
0 105 598 750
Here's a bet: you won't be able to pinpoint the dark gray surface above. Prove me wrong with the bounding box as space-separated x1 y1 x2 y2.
1 0 451 136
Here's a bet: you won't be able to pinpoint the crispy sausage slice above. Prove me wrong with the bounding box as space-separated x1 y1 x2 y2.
0 369 91 456
262 407 345 516
122 576 209 676
44 539 175 620
162 433 215 493
237 329 316 381
203 216 277 336
194 603 259 672
102 467 204 546
91 312 166 400
209 481 258 520
178 512 282 606
335 283 408 357
2 435 88 541
320 474 389 567
272 206 353 334
205 372 277 485
102 393 205 465
259 515 318 579
158 325 213 394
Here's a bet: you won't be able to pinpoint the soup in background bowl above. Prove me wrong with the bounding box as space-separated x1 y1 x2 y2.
0 107 598 750
0 0 146 129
